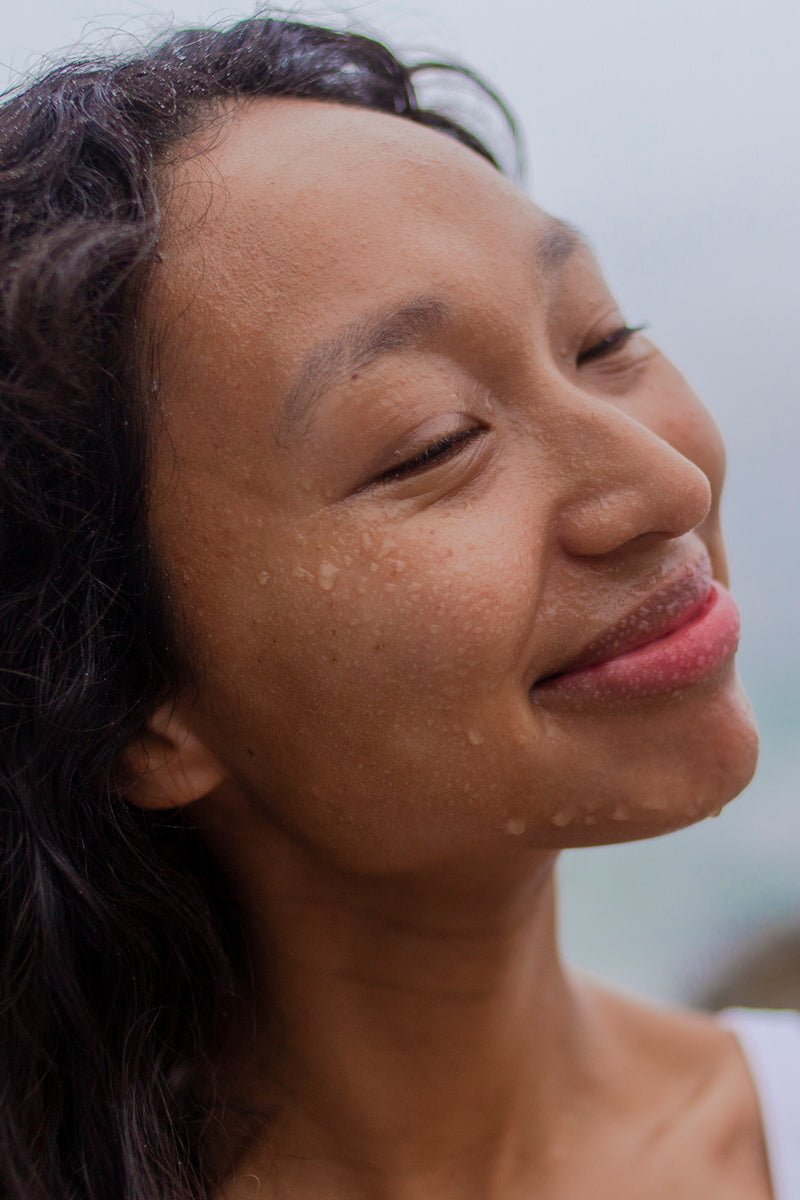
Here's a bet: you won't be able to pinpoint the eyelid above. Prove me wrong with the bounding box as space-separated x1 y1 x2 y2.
577 322 649 365
372 425 484 487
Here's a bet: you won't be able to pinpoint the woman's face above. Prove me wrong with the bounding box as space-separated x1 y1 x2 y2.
145 98 758 874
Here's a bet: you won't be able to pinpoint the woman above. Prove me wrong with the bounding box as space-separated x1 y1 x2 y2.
1 13 797 1200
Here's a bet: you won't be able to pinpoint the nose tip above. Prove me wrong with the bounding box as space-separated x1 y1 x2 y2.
557 419 713 560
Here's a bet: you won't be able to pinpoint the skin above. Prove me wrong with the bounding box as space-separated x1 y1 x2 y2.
126 98 765 1198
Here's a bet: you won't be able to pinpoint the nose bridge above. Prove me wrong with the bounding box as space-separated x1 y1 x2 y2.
551 385 713 557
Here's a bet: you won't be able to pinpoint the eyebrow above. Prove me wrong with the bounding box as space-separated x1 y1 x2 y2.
276 218 587 437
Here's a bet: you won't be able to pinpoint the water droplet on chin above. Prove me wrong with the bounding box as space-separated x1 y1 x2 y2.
551 809 572 827
506 818 526 836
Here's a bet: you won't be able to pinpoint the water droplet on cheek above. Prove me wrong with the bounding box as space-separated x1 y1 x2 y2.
318 562 340 591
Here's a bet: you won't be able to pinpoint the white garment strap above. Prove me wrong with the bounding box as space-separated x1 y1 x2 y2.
718 1007 800 1200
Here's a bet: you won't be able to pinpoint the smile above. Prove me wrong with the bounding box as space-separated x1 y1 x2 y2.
531 561 741 704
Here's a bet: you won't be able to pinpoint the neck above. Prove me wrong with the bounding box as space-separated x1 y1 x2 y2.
203 806 604 1199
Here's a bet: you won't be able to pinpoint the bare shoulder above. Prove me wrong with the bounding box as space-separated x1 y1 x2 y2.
581 974 774 1198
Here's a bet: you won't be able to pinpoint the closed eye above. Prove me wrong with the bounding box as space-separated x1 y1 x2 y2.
577 323 648 366
374 427 484 485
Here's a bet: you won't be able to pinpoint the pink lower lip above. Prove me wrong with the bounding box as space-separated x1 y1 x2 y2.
533 582 740 704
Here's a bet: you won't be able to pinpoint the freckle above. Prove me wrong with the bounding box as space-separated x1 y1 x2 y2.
257 570 270 586
551 809 572 827
246 747 255 757
317 562 339 590
506 818 526 836
466 728 484 745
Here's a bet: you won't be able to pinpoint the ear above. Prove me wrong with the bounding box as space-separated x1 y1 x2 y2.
122 699 228 810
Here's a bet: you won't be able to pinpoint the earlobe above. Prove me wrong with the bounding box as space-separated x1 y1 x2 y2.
122 700 228 810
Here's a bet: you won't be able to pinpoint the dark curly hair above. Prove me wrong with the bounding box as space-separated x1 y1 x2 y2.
0 13 519 1198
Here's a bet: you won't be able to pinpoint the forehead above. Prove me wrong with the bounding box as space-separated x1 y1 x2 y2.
153 99 552 381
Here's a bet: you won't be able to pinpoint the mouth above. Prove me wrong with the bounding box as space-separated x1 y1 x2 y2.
531 555 741 704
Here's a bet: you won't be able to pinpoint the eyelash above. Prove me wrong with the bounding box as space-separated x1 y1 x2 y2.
375 427 482 484
375 323 647 484
577 322 648 365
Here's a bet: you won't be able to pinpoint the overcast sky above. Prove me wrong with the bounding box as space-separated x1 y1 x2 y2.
3 1 799 998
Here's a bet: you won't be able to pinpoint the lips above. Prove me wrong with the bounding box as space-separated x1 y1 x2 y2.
534 559 743 705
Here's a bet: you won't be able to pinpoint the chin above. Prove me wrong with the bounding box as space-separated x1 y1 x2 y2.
535 669 760 849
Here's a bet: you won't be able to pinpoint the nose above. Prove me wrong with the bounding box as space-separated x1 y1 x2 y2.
554 395 713 559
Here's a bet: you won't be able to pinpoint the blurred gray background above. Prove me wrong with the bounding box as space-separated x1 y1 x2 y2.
5 0 798 1004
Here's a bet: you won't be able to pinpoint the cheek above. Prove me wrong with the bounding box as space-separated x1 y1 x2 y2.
631 359 727 498
183 500 551 867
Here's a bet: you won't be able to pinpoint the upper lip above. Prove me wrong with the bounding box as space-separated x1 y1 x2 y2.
535 553 715 685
